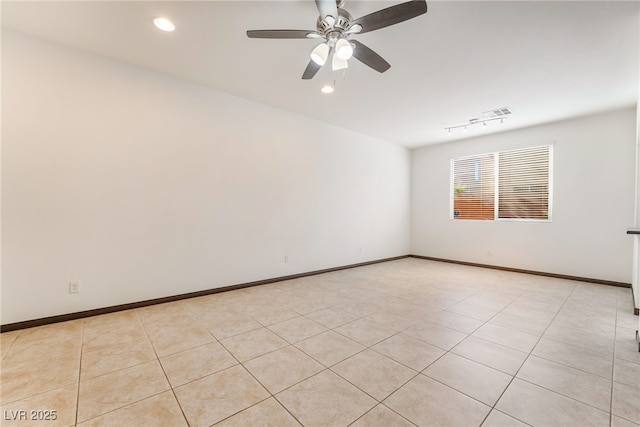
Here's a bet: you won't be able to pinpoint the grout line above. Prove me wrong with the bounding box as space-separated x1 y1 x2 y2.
475 280 577 426
137 310 192 427
74 319 85 426
609 290 620 427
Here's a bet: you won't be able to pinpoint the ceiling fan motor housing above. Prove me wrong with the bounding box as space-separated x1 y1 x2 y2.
316 8 353 36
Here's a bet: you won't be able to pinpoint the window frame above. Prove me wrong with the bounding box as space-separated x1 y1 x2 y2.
450 144 554 223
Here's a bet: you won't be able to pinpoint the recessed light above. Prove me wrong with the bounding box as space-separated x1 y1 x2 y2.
321 85 334 94
153 17 175 32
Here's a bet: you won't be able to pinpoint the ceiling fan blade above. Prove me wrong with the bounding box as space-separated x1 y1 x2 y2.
315 0 338 20
302 60 322 80
350 0 427 34
351 40 391 73
247 29 318 39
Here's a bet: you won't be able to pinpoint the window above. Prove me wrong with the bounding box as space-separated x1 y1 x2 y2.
451 145 552 221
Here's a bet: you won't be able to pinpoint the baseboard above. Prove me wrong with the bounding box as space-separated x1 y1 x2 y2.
0 255 410 332
409 255 632 288
3 253 634 332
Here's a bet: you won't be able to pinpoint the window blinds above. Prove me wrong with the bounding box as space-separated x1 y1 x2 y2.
452 145 551 221
452 153 495 220
498 146 550 220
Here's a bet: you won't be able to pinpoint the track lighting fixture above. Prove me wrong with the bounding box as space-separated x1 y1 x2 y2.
445 116 510 135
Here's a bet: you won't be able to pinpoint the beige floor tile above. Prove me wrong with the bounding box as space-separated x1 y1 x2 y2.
175 365 269 427
372 333 445 371
612 415 640 427
305 308 359 329
543 322 614 355
403 321 467 350
4 337 82 364
243 345 324 394
614 357 640 387
332 349 416 401
214 397 301 427
517 355 611 411
1 355 80 404
84 311 141 335
615 327 640 364
384 374 490 426
77 360 170 422
424 353 512 405
334 318 396 347
245 306 300 326
14 321 83 348
473 323 539 353
276 370 376 427
81 338 156 380
268 316 327 343
77 391 187 427
481 409 529 427
1 331 20 358
295 330 365 367
220 327 289 362
496 378 609 427
0 384 77 427
452 336 528 375
201 313 263 340
350 404 415 427
612 381 640 424
160 341 238 387
532 337 613 379
146 323 214 357
365 311 420 332
427 310 484 334
82 324 148 353
136 304 196 329
489 311 551 336
446 301 500 321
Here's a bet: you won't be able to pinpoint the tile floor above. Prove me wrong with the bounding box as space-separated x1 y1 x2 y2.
1 258 639 427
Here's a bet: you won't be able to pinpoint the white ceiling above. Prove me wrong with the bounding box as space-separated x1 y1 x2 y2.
2 1 639 148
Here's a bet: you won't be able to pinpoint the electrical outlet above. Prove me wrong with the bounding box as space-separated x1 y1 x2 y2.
69 281 81 294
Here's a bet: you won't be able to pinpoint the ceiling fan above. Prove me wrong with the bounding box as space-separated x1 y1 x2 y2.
246 0 428 79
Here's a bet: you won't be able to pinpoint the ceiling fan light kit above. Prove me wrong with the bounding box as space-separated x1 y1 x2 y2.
247 0 428 80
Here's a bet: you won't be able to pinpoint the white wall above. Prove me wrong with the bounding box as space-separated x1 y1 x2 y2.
412 108 637 283
1 31 410 325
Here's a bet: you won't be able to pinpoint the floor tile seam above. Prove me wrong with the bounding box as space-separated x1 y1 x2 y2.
367 331 436 372
345 402 419 427
427 315 486 335
244 357 321 400
610 411 640 425
525 352 614 382
208 395 302 427
514 376 612 414
208 324 264 341
293 338 370 369
328 362 422 405
0 370 83 405
609 290 621 427
269 326 330 345
418 368 503 409
75 389 173 425
136 313 191 427
74 319 86 427
539 334 614 356
447 348 523 377
485 408 534 427
477 282 576 426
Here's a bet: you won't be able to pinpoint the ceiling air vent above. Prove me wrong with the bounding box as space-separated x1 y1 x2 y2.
482 107 512 119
